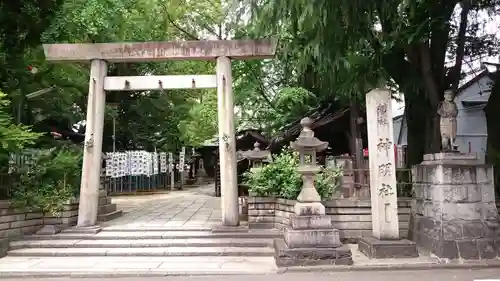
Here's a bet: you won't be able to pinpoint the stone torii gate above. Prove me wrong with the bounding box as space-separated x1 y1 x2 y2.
42 39 276 228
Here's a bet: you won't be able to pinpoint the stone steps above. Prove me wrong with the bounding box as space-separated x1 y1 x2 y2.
97 210 123 222
0 256 278 277
98 197 111 206
98 203 118 215
6 229 279 258
22 230 281 240
9 238 274 249
7 246 274 257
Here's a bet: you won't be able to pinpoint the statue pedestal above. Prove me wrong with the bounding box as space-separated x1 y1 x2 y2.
274 202 353 267
410 152 500 259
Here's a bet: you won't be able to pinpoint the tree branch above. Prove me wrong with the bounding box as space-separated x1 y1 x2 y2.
429 1 456 91
450 1 471 92
165 11 200 40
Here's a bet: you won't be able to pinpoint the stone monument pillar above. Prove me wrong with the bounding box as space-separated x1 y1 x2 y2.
358 88 418 258
273 117 353 266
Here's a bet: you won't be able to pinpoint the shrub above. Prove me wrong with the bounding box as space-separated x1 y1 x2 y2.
10 144 83 216
244 148 342 200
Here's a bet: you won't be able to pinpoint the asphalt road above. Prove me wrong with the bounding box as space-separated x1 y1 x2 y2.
3 268 500 281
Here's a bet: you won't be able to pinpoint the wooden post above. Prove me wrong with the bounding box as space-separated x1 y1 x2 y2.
216 56 239 226
77 59 107 227
179 147 185 189
169 152 174 190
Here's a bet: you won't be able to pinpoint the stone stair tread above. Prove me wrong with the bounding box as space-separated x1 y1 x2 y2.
98 203 117 215
25 230 280 240
0 256 277 277
10 238 274 248
102 226 213 231
7 246 274 256
97 210 123 222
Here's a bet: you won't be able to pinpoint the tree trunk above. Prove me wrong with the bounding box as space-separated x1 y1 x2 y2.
404 87 441 167
483 71 500 194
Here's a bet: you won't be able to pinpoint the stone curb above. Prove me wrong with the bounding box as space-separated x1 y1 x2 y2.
278 259 500 273
2 261 500 278
0 271 277 278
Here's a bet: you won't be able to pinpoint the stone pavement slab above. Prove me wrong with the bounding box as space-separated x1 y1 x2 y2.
0 256 278 277
3 269 499 281
105 184 221 229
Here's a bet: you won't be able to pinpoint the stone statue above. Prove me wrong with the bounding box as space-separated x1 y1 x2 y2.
437 90 458 151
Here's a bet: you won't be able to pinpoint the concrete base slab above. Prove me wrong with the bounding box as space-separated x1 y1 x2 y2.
248 222 275 229
212 225 249 233
36 225 61 235
274 238 353 267
62 226 102 234
358 237 418 259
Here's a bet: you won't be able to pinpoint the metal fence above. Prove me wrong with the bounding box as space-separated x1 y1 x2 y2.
103 155 197 195
334 153 413 199
102 173 171 194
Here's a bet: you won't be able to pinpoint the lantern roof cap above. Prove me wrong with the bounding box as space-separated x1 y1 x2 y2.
242 142 271 160
290 117 328 151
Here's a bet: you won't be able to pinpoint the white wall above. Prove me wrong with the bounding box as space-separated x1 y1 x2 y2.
392 73 494 162
454 75 493 163
392 116 407 146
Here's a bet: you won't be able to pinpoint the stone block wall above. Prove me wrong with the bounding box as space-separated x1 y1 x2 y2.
0 189 120 241
248 197 411 241
0 199 79 256
0 199 79 239
410 159 500 260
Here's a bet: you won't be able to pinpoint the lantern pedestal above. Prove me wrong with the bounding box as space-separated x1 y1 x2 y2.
275 208 353 266
274 166 353 266
274 117 353 266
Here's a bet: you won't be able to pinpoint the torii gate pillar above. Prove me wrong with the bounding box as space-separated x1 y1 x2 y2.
43 39 276 228
216 56 238 226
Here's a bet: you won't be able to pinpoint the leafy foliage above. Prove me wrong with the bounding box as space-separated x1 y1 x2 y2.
10 145 83 216
179 90 218 147
244 148 342 200
0 91 41 154
246 0 500 165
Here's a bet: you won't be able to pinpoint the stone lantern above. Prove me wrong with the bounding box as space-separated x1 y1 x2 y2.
243 142 271 171
290 117 328 207
274 117 353 266
192 149 207 184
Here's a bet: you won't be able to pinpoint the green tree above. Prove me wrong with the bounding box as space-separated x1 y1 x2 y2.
0 91 40 157
248 0 500 165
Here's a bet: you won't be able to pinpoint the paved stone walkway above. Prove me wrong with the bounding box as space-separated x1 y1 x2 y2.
104 184 222 229
1 268 499 281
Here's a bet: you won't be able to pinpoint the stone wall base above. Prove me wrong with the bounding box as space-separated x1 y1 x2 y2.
273 238 353 267
248 197 412 241
358 237 418 259
97 189 122 222
411 152 500 260
409 215 500 259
